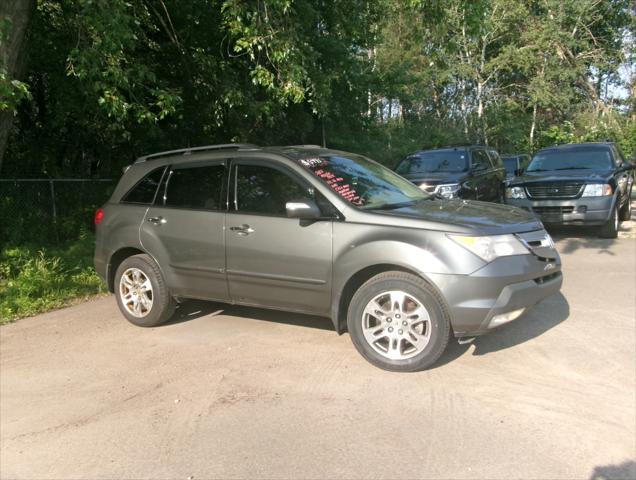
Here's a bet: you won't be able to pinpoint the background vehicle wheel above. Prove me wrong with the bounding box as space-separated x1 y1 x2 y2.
619 191 632 221
347 271 451 372
114 254 175 327
599 204 619 239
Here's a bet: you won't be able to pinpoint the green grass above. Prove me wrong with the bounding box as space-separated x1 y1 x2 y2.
0 231 107 324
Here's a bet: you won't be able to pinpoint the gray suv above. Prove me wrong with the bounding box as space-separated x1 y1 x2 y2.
94 144 562 371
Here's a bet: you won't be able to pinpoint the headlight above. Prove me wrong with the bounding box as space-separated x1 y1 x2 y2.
505 186 526 199
448 234 530 262
582 183 612 197
437 183 461 199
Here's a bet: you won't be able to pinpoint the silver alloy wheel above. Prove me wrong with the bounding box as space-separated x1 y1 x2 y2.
361 290 432 360
119 267 153 318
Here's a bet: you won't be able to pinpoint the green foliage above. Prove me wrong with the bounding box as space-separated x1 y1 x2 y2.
0 232 106 324
0 17 31 112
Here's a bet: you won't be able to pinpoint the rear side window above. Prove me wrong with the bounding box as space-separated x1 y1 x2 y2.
164 164 225 210
122 167 166 204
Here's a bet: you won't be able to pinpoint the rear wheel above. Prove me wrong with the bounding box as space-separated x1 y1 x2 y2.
347 271 451 372
599 204 619 239
115 254 175 327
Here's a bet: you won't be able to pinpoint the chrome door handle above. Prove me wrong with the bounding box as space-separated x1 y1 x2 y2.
230 224 254 235
148 216 166 225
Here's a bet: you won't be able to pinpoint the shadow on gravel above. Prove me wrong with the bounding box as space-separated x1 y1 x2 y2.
548 225 620 256
547 200 634 255
435 292 570 368
589 460 636 480
165 299 335 331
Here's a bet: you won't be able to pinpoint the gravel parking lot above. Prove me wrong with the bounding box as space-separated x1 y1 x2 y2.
1 211 635 479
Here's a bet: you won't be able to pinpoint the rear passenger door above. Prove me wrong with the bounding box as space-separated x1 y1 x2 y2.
140 161 230 301
224 159 333 315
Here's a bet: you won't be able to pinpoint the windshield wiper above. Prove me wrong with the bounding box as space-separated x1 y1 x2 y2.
552 167 591 170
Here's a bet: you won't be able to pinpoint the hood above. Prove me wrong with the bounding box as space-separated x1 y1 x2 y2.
510 169 612 186
401 171 468 186
371 199 542 235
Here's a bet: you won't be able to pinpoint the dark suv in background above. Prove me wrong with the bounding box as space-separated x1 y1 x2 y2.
94 144 561 372
394 146 506 202
505 142 634 238
501 154 531 185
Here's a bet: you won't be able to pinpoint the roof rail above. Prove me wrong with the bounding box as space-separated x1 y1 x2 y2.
287 144 323 149
135 143 259 163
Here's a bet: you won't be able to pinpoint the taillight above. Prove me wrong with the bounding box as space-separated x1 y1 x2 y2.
94 208 105 225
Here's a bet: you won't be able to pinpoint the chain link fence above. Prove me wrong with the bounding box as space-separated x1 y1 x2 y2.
0 179 115 246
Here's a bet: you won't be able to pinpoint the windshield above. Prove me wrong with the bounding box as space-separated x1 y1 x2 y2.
297 154 428 209
395 151 468 174
527 147 613 172
502 157 518 174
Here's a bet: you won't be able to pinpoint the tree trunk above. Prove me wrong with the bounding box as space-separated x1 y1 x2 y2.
529 102 538 149
0 0 36 173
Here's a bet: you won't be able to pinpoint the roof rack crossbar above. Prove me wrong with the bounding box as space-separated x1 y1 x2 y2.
136 143 258 163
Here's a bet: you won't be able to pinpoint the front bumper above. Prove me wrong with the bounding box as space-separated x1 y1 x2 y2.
428 252 563 337
506 196 614 225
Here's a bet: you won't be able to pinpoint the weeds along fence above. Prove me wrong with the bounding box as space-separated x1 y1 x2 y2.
0 179 115 247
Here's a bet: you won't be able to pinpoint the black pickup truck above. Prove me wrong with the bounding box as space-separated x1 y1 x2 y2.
505 142 634 238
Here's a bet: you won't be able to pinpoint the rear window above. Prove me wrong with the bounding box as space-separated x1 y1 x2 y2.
395 151 468 174
122 167 166 204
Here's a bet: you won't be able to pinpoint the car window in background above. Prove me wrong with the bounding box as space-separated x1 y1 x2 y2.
527 147 613 172
122 167 166 204
298 154 428 209
471 150 491 170
235 164 311 216
395 151 468 174
502 157 518 174
487 150 503 168
164 164 225 210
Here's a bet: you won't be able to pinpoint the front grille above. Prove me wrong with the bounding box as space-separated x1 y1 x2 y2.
532 206 574 215
526 182 583 199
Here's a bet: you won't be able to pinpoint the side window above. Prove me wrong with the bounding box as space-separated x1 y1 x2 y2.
471 150 491 171
164 164 225 210
235 164 312 216
122 167 166 204
487 150 503 168
611 146 624 166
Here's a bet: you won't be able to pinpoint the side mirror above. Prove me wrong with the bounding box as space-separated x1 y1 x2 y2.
286 199 321 219
514 168 524 176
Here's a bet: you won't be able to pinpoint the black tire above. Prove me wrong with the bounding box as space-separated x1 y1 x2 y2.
599 203 619 239
347 271 451 372
114 254 176 327
619 190 632 221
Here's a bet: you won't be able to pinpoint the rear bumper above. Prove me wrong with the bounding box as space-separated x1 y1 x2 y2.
506 196 614 225
428 253 563 337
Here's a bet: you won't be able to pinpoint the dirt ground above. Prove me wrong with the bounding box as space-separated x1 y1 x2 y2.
1 213 635 479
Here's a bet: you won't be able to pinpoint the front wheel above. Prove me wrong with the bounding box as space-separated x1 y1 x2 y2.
619 190 632 221
114 254 176 327
598 204 619 239
347 271 451 372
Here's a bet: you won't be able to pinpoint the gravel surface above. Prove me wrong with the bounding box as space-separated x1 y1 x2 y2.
1 207 635 479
